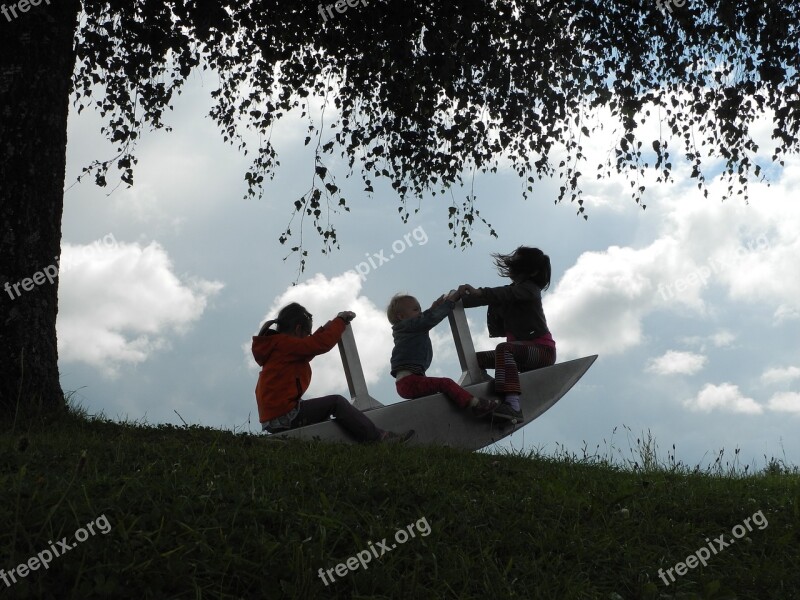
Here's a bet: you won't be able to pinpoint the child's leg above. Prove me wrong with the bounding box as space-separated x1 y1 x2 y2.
396 374 473 408
477 343 555 376
294 394 382 442
491 342 557 417
514 342 557 372
493 343 522 396
493 342 556 394
476 350 496 371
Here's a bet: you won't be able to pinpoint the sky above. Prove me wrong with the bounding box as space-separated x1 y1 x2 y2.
55 68 800 472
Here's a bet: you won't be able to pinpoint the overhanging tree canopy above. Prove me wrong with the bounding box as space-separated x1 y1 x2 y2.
1 0 798 412
73 0 799 249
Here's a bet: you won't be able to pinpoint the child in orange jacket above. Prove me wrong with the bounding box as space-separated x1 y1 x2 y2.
252 302 413 443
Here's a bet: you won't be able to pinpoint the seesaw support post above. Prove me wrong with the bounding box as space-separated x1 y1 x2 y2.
448 301 490 386
337 324 384 411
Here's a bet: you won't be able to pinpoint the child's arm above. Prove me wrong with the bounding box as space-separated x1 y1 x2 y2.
429 289 459 309
429 294 445 310
459 282 538 307
396 300 456 333
458 284 488 307
282 315 350 358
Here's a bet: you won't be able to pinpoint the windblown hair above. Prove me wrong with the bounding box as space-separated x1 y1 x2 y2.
258 302 313 336
493 246 551 290
386 293 415 325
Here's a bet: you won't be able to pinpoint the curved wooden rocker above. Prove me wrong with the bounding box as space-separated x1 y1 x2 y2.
272 302 597 450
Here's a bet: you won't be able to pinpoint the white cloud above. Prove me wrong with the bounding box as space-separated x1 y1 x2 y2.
664 167 800 319
58 238 223 376
681 330 737 351
710 330 736 347
427 325 458 377
683 383 763 414
544 150 800 360
767 392 800 414
546 239 696 359
646 350 707 375
761 366 800 385
515 100 799 367
774 304 800 322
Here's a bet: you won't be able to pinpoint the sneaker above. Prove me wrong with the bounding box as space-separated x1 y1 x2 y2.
471 397 500 418
380 429 416 444
493 403 524 422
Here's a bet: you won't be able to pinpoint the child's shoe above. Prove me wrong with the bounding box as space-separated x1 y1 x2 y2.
380 429 416 444
471 397 499 418
493 403 524 422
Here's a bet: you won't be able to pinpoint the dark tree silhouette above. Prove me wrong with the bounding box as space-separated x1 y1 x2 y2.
1 0 798 414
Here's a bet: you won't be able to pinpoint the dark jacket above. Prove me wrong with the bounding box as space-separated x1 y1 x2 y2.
461 279 550 340
389 300 455 376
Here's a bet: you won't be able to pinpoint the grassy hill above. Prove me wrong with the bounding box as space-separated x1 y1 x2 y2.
1 406 798 599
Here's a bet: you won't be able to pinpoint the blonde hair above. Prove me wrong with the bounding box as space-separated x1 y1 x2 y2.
386 293 416 325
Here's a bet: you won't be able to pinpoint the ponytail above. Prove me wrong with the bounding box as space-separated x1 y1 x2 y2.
257 319 278 336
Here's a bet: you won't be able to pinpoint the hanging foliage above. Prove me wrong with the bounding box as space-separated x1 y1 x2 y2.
73 0 800 259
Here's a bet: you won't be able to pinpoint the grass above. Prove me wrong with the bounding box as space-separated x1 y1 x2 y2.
1 401 798 599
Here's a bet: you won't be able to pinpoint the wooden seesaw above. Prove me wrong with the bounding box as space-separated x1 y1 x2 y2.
271 301 597 450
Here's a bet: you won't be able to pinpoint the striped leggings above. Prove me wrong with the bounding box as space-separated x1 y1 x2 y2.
476 342 556 395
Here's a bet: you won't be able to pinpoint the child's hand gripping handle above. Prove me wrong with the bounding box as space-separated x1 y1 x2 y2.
457 284 480 297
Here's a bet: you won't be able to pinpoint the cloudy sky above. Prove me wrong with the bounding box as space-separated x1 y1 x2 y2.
57 70 800 471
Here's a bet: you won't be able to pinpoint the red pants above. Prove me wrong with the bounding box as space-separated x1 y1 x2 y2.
395 374 473 408
476 342 556 395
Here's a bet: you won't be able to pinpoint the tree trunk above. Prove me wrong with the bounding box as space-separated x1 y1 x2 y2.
0 0 81 421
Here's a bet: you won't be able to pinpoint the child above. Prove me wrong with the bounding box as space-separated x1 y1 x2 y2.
387 291 499 418
253 302 414 443
458 246 557 422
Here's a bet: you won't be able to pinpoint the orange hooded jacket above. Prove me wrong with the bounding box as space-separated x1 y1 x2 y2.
252 317 347 423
